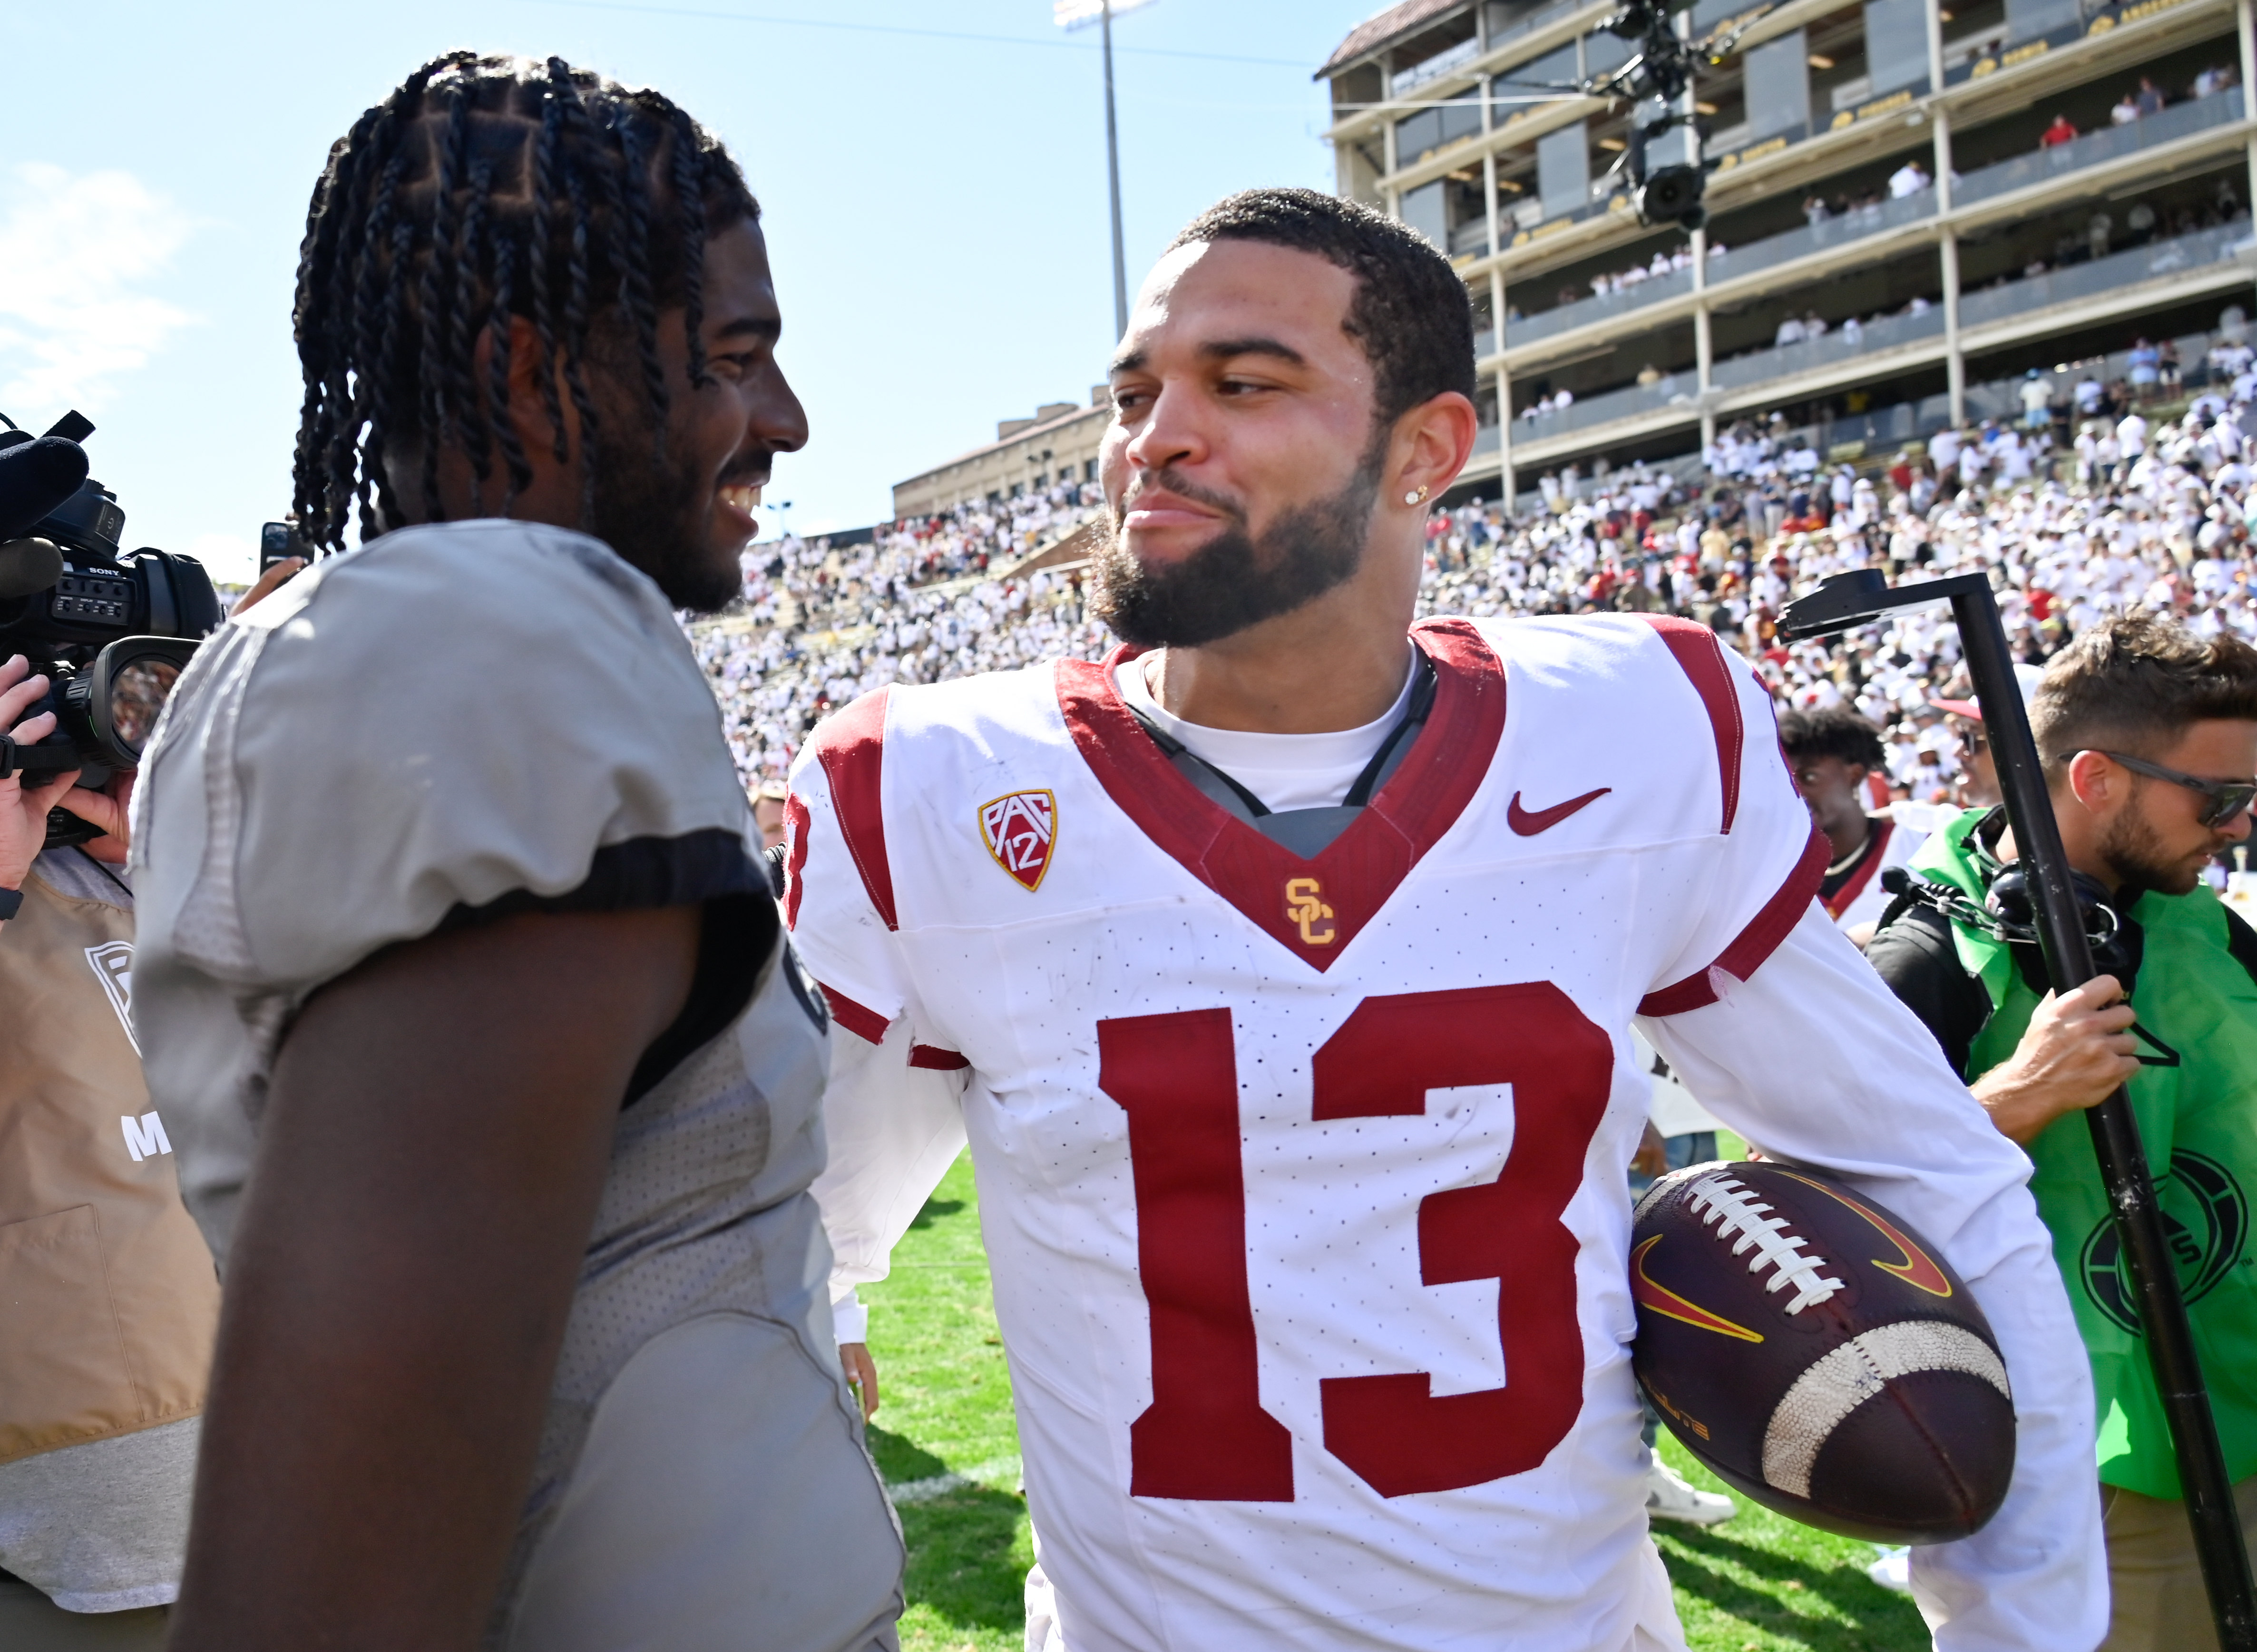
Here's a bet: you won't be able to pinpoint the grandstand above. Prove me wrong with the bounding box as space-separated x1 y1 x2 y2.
689 0 2257 827
1318 0 2257 509
698 482 1111 784
700 384 2257 864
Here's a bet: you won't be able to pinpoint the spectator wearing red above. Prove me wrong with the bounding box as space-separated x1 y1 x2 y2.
2040 113 2078 147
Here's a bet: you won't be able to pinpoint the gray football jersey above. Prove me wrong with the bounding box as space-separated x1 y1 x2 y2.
131 520 900 1648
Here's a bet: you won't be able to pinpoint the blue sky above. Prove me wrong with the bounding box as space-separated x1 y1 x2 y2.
1 0 1379 581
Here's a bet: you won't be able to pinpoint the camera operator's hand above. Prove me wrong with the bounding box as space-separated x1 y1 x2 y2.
1971 975 2141 1144
56 770 134 865
0 653 83 899
234 556 306 616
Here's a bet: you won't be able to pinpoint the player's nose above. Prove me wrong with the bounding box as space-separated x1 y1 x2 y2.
1124 382 1207 473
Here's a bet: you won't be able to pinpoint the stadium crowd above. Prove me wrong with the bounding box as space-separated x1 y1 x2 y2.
696 365 2257 824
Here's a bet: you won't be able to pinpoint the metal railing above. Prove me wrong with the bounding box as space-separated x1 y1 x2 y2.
1706 187 1939 285
1959 327 2228 422
1506 263 1698 347
1391 35 1485 97
1710 305 1948 391
1516 373 1700 440
1813 396 1957 455
1954 91 2246 209
1958 222 2255 331
1501 190 1936 352
1486 0 1597 59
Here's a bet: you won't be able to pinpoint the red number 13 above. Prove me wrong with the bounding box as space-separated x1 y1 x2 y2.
1099 983 1611 1501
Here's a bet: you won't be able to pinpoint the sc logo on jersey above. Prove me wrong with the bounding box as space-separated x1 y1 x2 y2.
979 790 1057 891
1285 877 1335 946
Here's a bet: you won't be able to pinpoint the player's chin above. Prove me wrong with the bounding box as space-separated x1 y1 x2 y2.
1118 519 1230 569
710 496 760 556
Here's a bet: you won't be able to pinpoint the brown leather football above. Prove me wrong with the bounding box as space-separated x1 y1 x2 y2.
1630 1159 2016 1543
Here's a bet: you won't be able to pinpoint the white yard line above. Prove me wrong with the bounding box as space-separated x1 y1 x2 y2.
884 1454 1024 1505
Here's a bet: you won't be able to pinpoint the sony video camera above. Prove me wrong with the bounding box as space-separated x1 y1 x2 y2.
0 410 221 848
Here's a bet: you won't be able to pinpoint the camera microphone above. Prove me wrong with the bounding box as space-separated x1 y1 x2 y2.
0 434 92 542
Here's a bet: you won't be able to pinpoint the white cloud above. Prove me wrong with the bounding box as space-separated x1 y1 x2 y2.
0 162 196 420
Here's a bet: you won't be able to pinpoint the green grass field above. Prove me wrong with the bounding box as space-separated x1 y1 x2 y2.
860 1151 1933 1652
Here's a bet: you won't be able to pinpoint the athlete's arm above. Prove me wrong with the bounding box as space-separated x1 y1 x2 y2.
1640 904 2106 1648
786 737 970 1373
167 906 697 1652
807 1016 968 1333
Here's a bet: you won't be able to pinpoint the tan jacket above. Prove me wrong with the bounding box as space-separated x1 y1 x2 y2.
0 854 218 1466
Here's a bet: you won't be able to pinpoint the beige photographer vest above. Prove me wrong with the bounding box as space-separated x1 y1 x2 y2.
0 854 217 1465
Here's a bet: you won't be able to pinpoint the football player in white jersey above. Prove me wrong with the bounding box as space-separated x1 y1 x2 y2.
789 189 2104 1649
1778 704 1927 945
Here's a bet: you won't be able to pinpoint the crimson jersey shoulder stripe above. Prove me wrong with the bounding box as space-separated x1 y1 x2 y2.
811 687 897 929
1637 825 1830 1016
820 983 889 1043
782 792 812 929
1636 615 1744 833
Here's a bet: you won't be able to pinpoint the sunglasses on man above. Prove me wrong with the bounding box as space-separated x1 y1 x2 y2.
2095 751 2257 828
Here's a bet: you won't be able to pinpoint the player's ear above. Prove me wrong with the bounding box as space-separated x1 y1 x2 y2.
1391 391 1478 512
2064 749 2119 814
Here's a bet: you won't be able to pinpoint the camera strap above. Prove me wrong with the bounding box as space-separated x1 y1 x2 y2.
0 735 81 781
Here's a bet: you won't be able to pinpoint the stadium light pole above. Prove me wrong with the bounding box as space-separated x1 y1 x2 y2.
1783 568 2257 1651
1055 0 1153 340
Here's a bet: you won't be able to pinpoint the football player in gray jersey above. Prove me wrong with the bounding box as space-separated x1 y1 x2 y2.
136 54 901 1652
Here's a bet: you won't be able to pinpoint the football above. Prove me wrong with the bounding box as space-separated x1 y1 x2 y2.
1630 1160 2016 1544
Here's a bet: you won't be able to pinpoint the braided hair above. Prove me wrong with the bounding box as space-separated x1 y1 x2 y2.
291 53 759 549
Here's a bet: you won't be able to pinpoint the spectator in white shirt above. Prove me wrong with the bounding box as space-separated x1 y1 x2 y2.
2022 370 2057 430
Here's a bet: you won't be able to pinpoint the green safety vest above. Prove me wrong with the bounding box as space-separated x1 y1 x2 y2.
1909 809 2257 1497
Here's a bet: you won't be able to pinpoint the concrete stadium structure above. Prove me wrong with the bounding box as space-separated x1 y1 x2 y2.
1319 0 2257 505
891 391 1110 519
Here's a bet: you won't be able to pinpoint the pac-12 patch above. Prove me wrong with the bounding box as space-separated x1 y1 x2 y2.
980 790 1057 891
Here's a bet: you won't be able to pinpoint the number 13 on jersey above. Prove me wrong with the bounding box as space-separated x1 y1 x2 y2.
1097 983 1612 1502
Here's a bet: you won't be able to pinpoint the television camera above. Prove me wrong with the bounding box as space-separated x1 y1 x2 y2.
0 411 222 849
1495 0 1749 232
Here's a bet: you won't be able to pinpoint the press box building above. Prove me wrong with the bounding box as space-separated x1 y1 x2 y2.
1319 0 2257 505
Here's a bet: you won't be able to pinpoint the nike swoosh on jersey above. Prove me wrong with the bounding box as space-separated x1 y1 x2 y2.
1507 786 1612 836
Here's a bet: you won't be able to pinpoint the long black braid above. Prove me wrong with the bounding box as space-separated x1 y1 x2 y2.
289 52 761 552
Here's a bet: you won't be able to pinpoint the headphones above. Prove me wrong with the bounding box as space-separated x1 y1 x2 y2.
1880 809 2177 1065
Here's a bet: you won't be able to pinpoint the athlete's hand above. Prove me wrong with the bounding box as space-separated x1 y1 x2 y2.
0 654 81 897
1971 975 2140 1145
840 1342 879 1421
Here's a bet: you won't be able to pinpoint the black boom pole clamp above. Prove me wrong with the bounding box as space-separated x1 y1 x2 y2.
1782 568 2257 1650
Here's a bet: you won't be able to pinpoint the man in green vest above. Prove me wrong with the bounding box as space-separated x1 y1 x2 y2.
1867 611 2257 1652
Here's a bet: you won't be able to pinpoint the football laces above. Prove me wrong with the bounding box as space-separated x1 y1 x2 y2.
1683 1173 1847 1315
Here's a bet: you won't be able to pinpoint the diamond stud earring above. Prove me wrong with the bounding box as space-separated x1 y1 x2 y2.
1404 485 1430 506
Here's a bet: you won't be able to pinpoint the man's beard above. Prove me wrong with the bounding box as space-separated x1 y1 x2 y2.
586 427 752 615
2097 788 2206 897
1090 450 1384 649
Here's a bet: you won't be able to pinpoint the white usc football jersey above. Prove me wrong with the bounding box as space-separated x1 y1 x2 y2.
1818 814 1927 935
788 616 2103 1652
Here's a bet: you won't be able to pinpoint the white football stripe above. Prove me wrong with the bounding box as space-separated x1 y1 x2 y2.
1761 1321 2012 1498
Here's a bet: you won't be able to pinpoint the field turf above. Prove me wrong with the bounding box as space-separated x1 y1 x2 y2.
860 1151 1933 1652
